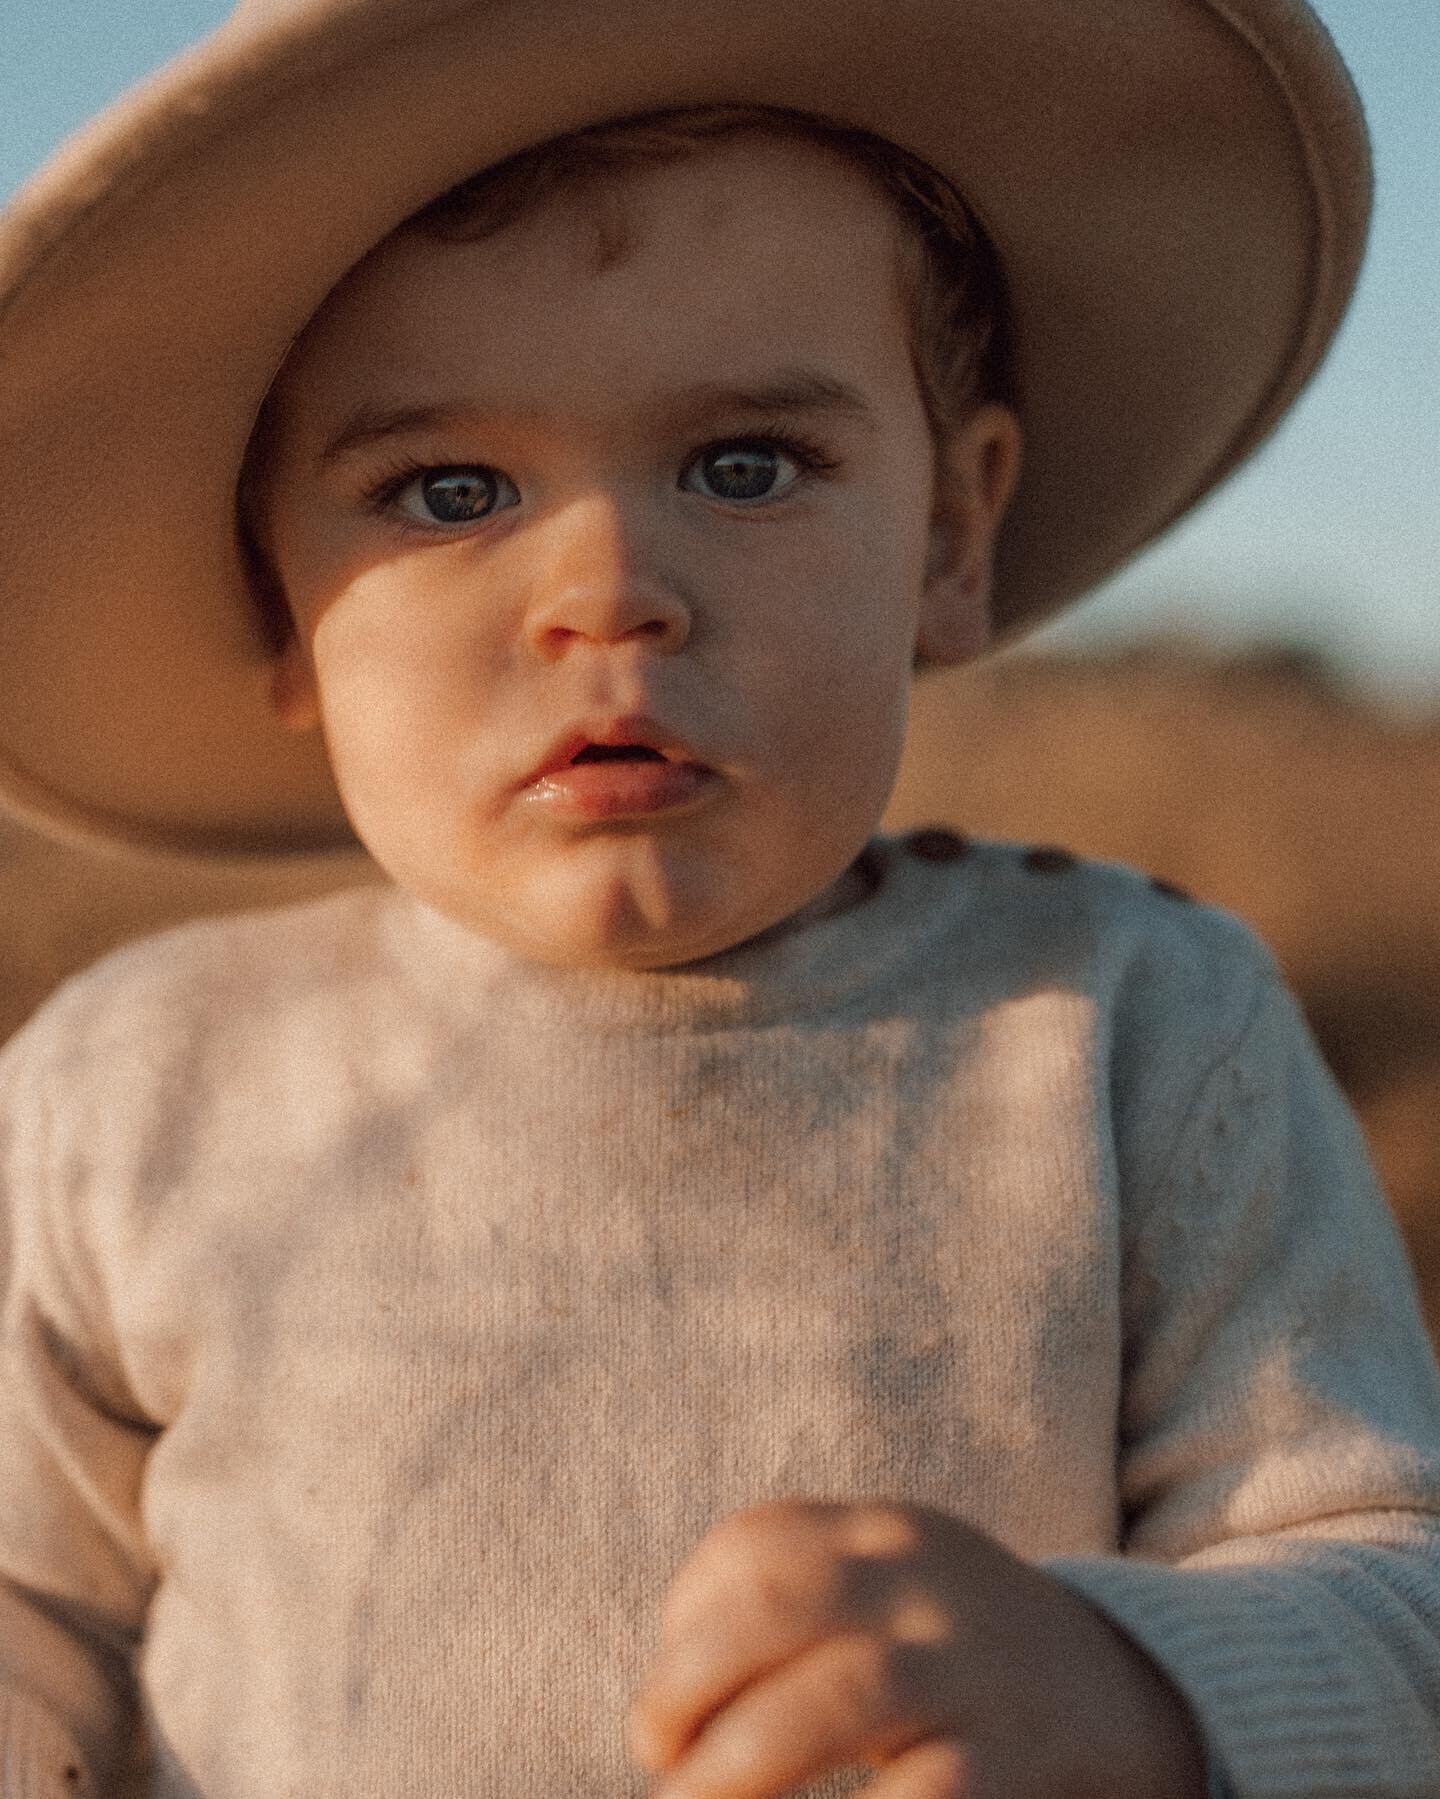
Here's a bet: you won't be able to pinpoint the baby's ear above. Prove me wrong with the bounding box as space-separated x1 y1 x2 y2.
917 402 1022 667
268 634 322 732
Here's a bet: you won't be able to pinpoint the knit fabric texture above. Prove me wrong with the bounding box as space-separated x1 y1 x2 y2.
1 832 1437 1798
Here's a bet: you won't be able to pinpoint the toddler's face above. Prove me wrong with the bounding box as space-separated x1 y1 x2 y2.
254 135 1019 968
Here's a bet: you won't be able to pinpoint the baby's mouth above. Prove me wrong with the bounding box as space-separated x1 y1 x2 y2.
518 744 718 821
518 715 713 793
569 744 668 765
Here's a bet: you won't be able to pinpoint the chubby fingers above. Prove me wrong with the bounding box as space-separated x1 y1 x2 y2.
637 1628 972 1799
629 1500 913 1770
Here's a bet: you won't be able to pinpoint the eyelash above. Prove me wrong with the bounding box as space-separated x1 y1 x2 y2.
359 428 843 531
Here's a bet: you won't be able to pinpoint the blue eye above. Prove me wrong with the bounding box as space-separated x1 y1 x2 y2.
395 465 516 525
686 442 801 504
368 430 837 532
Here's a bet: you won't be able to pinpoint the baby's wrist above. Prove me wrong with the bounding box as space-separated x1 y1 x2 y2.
1076 1607 1212 1799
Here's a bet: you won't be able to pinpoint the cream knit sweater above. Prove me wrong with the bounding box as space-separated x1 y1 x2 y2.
1 831 1438 1799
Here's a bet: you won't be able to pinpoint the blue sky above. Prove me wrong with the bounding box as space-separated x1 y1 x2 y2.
3 0 1436 701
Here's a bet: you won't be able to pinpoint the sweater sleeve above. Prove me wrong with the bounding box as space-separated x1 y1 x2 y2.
0 1007 158 1797
1041 953 1440 1799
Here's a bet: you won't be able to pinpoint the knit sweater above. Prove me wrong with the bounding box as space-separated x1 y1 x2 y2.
1 829 1438 1799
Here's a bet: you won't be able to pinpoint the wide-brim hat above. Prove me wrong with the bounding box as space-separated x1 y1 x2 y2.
0 0 1370 864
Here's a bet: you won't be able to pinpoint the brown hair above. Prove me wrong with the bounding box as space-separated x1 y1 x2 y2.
238 102 1016 664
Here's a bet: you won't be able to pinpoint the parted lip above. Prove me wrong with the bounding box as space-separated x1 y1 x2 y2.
519 714 711 788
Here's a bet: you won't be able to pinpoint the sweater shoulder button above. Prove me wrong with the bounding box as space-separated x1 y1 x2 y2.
1150 875 1195 902
1021 844 1078 874
905 827 971 862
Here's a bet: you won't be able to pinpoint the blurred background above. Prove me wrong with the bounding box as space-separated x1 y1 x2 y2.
2 2 1438 1344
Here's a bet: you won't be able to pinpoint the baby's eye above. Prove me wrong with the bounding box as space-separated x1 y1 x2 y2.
683 440 806 505
393 465 517 526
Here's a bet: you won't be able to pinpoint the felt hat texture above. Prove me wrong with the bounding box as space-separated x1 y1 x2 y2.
0 0 1371 863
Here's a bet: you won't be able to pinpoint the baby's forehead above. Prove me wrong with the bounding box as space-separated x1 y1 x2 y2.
317 131 905 334
266 139 911 436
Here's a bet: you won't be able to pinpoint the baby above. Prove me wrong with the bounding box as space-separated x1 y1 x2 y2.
0 4 1438 1799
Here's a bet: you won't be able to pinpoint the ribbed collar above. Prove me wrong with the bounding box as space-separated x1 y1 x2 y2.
377 831 970 1033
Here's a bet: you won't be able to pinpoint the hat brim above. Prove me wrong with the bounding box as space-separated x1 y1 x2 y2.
0 0 1371 860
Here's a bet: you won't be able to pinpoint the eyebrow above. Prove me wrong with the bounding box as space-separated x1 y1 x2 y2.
315 364 878 468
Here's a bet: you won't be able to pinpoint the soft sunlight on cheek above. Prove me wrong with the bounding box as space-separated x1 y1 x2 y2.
309 539 486 672
307 571 458 756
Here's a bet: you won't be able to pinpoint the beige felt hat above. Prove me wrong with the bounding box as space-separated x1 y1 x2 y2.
0 0 1370 864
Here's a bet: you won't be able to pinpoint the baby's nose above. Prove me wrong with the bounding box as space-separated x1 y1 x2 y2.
520 493 692 660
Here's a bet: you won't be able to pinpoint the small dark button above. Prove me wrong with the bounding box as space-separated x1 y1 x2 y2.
1022 845 1077 874
1150 876 1194 902
906 828 970 862
850 842 886 896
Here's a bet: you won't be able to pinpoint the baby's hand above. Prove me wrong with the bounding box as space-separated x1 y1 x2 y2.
626 1498 1209 1799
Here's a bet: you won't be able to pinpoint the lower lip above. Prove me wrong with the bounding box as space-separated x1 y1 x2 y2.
519 759 718 821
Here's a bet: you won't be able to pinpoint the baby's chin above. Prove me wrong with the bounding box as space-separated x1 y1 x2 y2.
429 854 874 973
456 899 783 973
